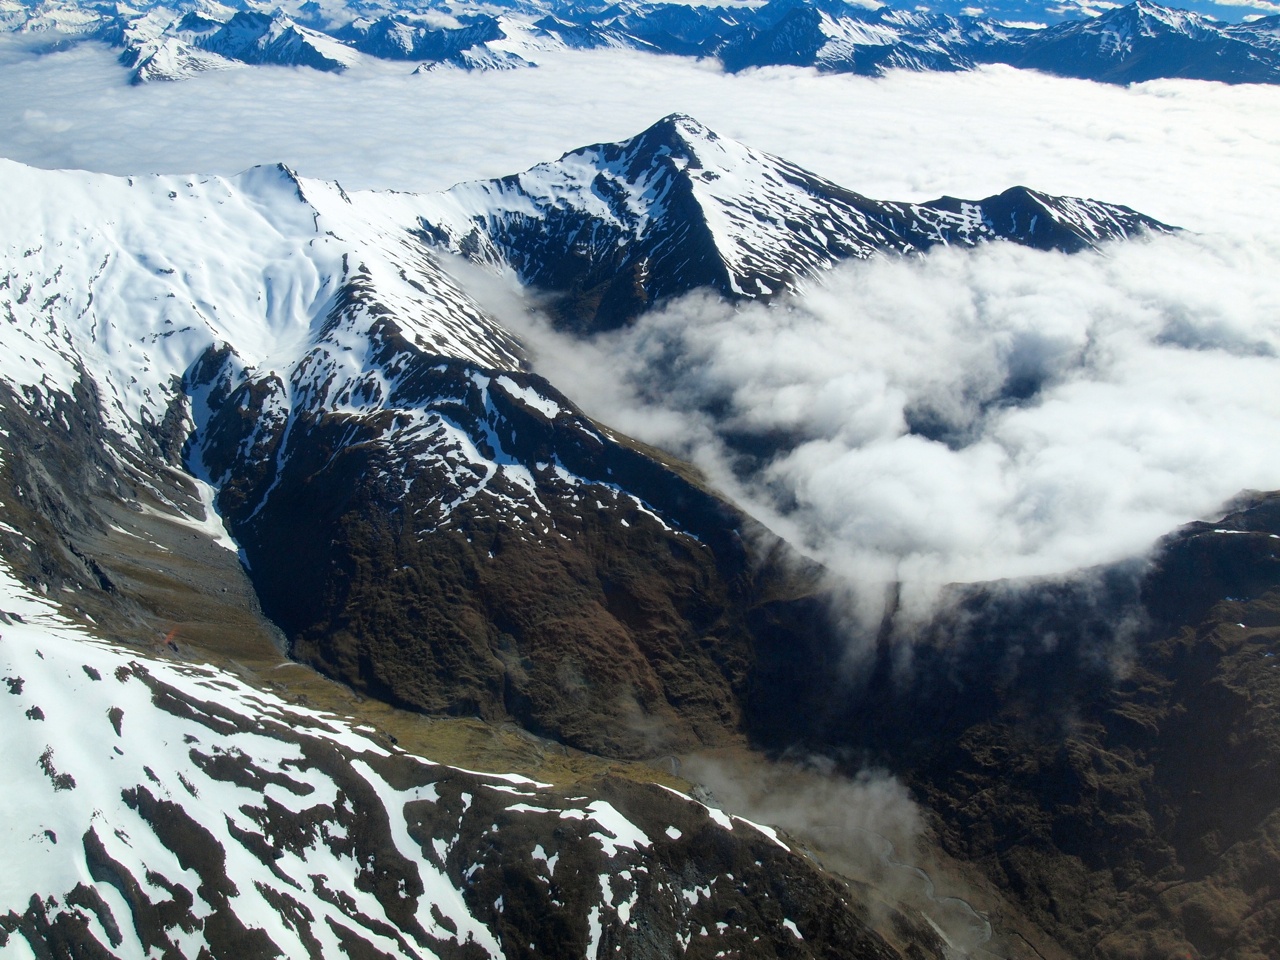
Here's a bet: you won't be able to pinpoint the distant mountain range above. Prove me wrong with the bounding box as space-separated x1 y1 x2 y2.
6 0 1280 85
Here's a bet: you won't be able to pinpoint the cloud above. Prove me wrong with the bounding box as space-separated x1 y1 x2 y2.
682 753 925 865
681 752 994 953
495 230 1280 595
1220 0 1280 12
1 38 1278 239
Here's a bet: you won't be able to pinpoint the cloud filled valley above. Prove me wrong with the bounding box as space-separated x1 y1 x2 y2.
3 37 1278 605
501 229 1280 595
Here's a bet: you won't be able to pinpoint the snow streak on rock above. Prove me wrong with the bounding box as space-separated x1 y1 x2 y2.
0 556 833 958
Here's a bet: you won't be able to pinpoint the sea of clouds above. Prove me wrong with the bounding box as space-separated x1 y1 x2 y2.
2 36 1279 596
1 39 1277 234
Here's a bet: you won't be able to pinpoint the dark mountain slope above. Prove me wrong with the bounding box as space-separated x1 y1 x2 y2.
188 327 819 759
752 493 1280 959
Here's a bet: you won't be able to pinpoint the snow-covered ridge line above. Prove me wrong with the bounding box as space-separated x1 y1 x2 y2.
1 155 665 561
390 112 1172 330
0 112 1169 548
0 157 522 450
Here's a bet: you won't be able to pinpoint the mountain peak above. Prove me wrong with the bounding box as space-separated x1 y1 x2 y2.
595 112 721 164
1082 0 1214 36
652 111 712 136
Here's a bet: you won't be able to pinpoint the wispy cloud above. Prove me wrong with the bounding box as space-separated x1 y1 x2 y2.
493 230 1280 594
680 752 994 953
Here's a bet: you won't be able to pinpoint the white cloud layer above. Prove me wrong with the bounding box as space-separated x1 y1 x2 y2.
494 229 1280 589
2 37 1278 593
1 38 1278 237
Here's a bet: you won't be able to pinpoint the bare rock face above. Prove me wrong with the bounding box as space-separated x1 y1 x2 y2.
187 332 812 759
757 493 1280 960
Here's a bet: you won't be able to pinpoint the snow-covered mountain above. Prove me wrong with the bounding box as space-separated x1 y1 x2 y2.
1230 13 1280 52
2 97 1278 959
335 11 534 69
0 159 522 447
0 150 948 958
0 154 772 757
0 555 898 958
712 0 1026 75
117 8 362 82
0 120 1174 764
6 0 1280 84
408 113 1172 330
994 0 1280 83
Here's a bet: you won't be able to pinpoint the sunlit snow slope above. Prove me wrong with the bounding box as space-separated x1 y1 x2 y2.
0 157 521 444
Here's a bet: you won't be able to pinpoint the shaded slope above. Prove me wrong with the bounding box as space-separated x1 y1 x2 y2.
750 494 1280 959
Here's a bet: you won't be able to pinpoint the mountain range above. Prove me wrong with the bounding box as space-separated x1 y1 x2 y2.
1 117 1277 958
7 0 1280 85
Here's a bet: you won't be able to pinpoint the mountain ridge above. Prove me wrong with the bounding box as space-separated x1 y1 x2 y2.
1 120 1274 958
407 113 1173 330
7 0 1280 85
